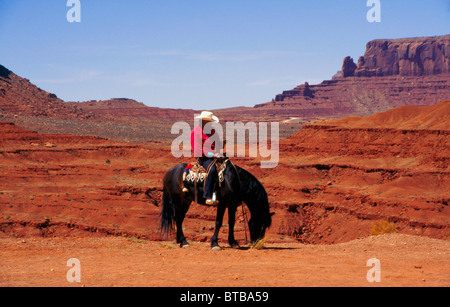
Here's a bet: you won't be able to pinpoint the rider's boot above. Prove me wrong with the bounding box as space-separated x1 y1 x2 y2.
206 193 218 205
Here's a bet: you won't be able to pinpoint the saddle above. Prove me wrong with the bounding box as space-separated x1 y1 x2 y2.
182 158 229 187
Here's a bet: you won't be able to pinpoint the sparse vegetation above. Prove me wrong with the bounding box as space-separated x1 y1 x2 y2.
159 242 177 249
371 219 397 236
127 237 147 244
251 236 266 250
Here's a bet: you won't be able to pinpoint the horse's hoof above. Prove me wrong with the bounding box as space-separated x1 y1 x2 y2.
211 246 221 251
230 243 240 249
182 244 190 248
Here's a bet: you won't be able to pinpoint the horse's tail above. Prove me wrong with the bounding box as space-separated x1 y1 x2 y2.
159 185 174 239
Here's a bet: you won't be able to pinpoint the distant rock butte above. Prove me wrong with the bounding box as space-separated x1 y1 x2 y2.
256 35 450 118
352 35 450 77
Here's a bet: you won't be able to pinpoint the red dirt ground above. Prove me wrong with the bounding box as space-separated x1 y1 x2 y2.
1 234 449 287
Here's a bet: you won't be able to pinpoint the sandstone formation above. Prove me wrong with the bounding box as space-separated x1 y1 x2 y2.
1 101 449 244
318 99 450 130
353 35 450 77
268 100 450 243
255 75 449 118
342 56 357 77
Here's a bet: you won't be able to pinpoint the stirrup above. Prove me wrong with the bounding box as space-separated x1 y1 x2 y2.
205 199 218 206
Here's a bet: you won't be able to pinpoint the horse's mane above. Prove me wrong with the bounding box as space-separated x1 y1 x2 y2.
234 165 267 203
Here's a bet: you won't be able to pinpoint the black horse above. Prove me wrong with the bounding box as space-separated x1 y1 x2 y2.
159 160 273 250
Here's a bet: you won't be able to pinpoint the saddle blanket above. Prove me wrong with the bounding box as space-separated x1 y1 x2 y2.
183 159 229 184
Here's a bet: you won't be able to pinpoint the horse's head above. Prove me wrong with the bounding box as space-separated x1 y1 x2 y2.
221 162 274 244
248 202 274 243
232 164 273 242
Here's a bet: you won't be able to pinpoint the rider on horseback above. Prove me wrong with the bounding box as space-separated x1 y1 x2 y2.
184 111 222 205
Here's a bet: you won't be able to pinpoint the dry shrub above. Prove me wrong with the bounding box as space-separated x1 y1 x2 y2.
371 220 397 236
251 236 266 250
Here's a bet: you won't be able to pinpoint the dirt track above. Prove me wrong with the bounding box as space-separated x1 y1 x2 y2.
1 233 448 287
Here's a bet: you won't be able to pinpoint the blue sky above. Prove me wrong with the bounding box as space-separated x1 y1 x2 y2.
0 0 448 109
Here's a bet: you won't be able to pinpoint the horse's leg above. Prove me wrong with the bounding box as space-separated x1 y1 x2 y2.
211 202 226 251
175 218 189 248
227 204 239 248
174 200 190 248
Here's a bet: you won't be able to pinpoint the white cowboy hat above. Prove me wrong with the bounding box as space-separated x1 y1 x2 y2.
195 111 219 123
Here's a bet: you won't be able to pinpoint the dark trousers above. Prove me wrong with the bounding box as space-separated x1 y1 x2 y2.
197 157 217 199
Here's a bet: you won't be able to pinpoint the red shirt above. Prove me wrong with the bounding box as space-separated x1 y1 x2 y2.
191 125 215 158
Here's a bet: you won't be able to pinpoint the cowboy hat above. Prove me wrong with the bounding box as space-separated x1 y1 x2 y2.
195 111 219 123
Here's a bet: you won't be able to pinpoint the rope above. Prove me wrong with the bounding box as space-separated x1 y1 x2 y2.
241 201 249 244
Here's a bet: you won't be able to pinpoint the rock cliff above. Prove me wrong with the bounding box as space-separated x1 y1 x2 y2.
256 35 450 118
345 35 450 77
